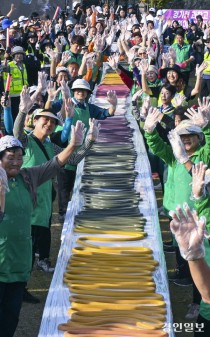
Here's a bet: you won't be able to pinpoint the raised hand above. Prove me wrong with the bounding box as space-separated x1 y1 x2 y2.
70 121 86 146
192 162 207 199
87 118 101 141
140 59 149 74
195 61 208 77
1 94 11 108
19 86 33 113
107 56 117 71
60 80 70 99
173 93 186 107
126 48 136 64
168 47 176 63
132 89 144 102
170 204 205 261
162 52 171 67
146 47 156 60
47 49 59 62
61 51 71 66
47 81 60 101
168 129 189 164
107 90 117 107
144 107 161 133
197 96 210 121
185 107 208 128
37 71 48 93
141 96 151 119
54 38 62 54
65 97 75 118
94 34 104 52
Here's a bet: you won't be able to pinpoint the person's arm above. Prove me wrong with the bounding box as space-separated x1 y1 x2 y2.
191 62 208 96
60 97 75 143
141 67 152 96
3 106 13 135
170 204 210 304
1 96 13 135
13 87 33 147
189 259 210 304
144 116 175 166
6 3 15 18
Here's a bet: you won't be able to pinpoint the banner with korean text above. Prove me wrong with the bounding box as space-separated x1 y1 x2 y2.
163 9 210 29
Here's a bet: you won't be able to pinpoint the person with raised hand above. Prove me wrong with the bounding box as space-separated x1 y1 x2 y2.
13 92 97 278
0 119 94 337
170 202 210 336
144 100 210 288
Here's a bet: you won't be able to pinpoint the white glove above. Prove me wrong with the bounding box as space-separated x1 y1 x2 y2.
132 89 143 102
60 80 70 99
19 86 33 113
87 118 101 142
70 121 86 146
185 107 208 128
37 71 48 94
170 204 205 261
168 130 189 164
107 90 117 107
144 107 160 133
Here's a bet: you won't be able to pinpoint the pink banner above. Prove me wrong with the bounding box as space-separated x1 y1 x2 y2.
163 9 210 29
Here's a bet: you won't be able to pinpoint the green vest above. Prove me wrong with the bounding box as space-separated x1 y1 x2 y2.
66 104 90 171
22 136 54 227
65 51 83 67
0 175 33 282
203 51 210 75
200 239 210 320
3 61 28 96
171 43 191 72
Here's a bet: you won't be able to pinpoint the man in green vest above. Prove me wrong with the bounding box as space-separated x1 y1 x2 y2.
57 78 117 222
64 35 85 67
172 29 195 85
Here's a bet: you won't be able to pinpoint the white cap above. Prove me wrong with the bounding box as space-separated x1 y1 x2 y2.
66 19 74 26
0 34 6 40
149 8 156 13
56 66 70 76
72 2 80 9
29 85 37 94
146 14 154 22
72 79 92 92
156 10 163 16
95 6 103 14
19 16 29 22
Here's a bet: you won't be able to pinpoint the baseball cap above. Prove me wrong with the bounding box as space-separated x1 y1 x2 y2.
2 18 13 30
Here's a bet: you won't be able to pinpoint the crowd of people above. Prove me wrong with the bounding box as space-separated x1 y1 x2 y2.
0 2 209 337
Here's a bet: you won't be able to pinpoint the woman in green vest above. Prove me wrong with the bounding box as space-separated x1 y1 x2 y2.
0 121 95 336
170 162 210 336
13 89 98 272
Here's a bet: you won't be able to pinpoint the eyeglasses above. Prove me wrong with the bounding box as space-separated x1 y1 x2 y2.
139 52 146 55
